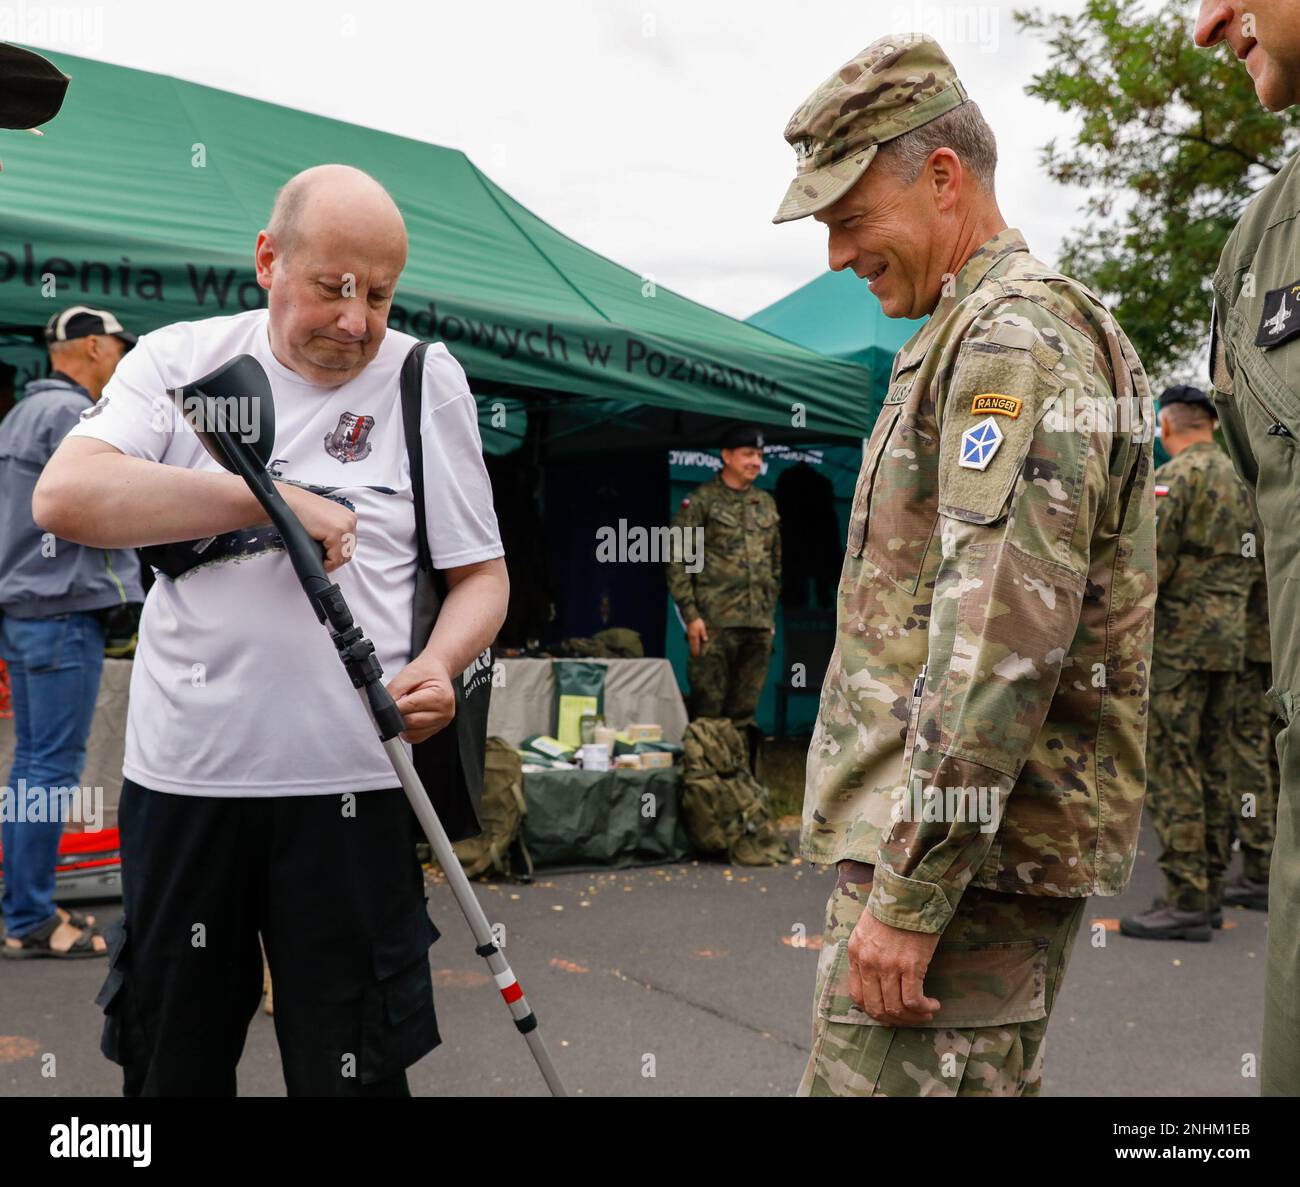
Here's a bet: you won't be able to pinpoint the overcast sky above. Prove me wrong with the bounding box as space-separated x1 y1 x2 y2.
20 0 1092 319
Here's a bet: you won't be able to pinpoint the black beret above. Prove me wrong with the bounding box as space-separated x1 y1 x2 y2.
721 423 766 450
1159 384 1214 410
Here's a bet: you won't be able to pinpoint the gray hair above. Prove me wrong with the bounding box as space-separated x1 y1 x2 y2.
873 101 998 192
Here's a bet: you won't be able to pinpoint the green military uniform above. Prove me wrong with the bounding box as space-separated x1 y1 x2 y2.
1229 569 1277 888
666 475 781 726
1140 440 1255 917
773 34 1156 1097
1210 145 1300 1096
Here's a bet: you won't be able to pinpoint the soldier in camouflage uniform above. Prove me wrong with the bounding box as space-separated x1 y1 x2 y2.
773 33 1156 1096
1120 386 1257 941
666 424 781 728
1225 567 1276 910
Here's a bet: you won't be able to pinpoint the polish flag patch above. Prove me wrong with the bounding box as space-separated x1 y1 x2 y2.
1154 484 1170 497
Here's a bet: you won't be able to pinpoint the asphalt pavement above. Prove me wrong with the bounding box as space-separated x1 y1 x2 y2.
0 816 1269 1097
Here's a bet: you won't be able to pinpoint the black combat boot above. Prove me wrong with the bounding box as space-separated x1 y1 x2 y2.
1223 874 1269 911
1119 900 1213 941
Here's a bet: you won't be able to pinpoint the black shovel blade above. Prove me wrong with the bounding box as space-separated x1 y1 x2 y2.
173 354 276 473
0 44 71 129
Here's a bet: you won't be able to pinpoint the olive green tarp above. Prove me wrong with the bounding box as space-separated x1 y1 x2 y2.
0 46 878 454
521 767 690 870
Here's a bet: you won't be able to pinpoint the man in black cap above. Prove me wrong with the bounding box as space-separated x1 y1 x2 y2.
1120 384 1260 941
1 306 141 960
666 424 781 735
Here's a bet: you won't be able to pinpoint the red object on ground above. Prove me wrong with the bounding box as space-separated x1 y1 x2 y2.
0 827 122 886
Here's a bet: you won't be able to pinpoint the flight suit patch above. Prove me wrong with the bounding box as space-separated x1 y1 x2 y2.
1256 279 1300 349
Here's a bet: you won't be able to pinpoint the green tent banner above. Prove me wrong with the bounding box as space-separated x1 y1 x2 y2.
1 46 880 448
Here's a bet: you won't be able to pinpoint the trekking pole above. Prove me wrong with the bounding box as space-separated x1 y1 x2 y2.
172 354 567 1098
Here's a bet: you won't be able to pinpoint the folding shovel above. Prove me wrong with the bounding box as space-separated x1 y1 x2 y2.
170 354 567 1097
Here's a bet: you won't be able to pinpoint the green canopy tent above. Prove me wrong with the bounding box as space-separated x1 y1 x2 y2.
747 265 924 419
0 46 879 456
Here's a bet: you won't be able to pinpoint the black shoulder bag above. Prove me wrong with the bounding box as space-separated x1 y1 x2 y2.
400 340 492 842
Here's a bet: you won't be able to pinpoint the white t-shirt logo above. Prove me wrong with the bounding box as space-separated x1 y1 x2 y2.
324 411 376 463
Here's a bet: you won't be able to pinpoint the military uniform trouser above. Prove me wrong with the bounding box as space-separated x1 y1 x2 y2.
1146 666 1238 912
687 625 772 726
96 779 441 1097
1230 661 1278 880
1264 706 1300 1096
797 860 1086 1097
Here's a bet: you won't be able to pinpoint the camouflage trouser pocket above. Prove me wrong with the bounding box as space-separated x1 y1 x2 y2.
798 875 1084 1097
799 937 1051 1097
816 935 1048 1029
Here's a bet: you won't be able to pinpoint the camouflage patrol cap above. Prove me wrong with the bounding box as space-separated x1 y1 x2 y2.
773 33 968 224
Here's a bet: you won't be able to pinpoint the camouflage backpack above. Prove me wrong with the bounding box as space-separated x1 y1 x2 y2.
680 718 792 866
451 737 533 879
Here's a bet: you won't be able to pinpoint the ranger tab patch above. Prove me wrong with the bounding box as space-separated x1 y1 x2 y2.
970 393 1023 418
1257 280 1300 349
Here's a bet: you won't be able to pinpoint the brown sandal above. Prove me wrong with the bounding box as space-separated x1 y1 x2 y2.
1 914 107 960
59 907 100 932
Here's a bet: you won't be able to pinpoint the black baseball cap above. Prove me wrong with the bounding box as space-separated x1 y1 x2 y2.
44 306 136 348
0 45 70 130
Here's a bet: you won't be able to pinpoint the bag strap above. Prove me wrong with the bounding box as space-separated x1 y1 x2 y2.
400 340 434 577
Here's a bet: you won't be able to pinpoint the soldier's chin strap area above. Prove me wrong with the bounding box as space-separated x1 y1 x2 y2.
168 354 568 1097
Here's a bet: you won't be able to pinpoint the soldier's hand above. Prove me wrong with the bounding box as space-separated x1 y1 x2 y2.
847 910 942 1025
686 617 709 657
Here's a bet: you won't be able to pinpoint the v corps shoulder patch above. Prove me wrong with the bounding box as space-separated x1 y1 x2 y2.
970 393 1023 418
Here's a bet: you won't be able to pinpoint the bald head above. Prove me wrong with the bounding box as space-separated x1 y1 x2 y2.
255 164 409 386
266 164 407 263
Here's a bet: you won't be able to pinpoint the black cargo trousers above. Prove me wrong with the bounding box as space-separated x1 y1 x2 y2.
95 779 441 1096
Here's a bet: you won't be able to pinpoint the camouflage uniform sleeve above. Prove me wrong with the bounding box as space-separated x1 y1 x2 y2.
867 303 1109 934
666 489 704 624
1154 464 1189 591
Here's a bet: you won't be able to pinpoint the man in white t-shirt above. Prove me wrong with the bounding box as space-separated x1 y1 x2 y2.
35 164 508 1096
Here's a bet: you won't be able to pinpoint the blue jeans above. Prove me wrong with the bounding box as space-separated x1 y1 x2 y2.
0 611 104 938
